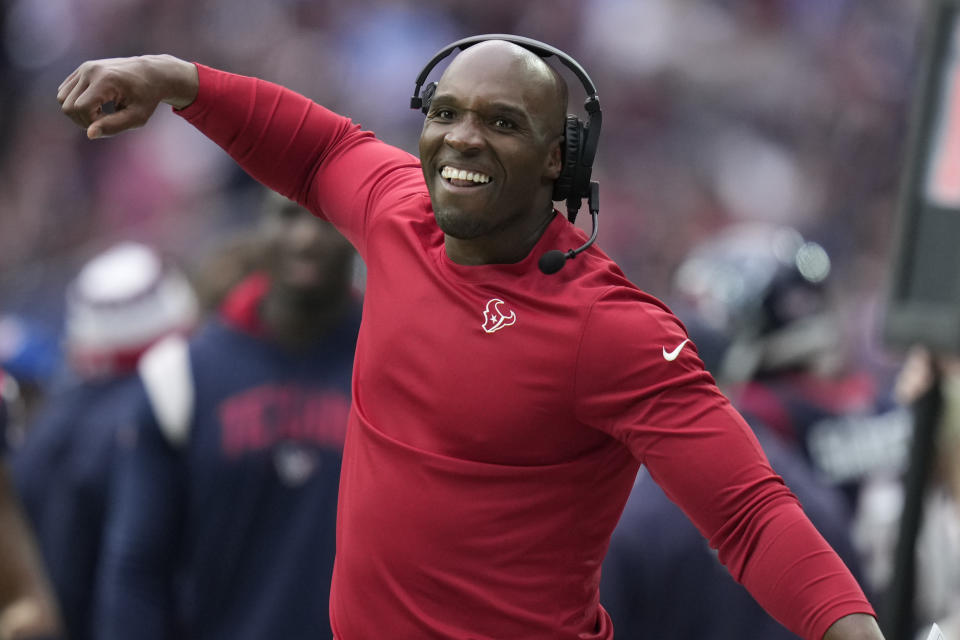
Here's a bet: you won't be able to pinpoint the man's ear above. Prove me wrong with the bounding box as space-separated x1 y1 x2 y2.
545 136 563 180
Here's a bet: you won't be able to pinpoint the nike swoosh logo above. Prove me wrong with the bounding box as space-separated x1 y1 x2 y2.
662 339 691 362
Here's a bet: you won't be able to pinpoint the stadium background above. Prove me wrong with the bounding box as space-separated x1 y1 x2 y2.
0 0 924 379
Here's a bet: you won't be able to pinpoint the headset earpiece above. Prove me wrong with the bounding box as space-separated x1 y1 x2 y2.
553 115 583 206
420 82 438 115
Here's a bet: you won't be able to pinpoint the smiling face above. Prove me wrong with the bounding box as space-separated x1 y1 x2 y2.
419 41 567 265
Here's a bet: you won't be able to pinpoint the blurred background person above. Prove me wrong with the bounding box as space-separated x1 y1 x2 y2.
669 222 896 494
0 367 63 640
852 347 960 640
93 192 360 640
8 241 199 640
600 223 871 639
188 228 274 315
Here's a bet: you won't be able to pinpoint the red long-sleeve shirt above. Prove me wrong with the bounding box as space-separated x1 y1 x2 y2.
178 65 874 639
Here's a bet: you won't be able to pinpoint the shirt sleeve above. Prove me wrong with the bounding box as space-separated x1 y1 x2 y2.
94 384 185 640
574 287 874 640
175 64 423 257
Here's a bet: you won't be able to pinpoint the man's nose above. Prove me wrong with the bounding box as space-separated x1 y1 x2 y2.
444 114 484 152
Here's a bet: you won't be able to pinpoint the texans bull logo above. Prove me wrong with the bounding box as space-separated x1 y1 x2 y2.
482 298 517 334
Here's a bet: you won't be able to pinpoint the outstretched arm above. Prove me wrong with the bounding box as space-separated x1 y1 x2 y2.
0 466 62 640
57 58 420 252
57 55 198 139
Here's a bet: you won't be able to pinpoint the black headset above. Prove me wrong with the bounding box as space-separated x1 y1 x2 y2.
410 34 602 274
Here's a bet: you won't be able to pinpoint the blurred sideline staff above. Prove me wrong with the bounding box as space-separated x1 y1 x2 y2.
93 193 360 640
853 348 960 640
602 223 868 639
10 242 198 640
670 223 907 496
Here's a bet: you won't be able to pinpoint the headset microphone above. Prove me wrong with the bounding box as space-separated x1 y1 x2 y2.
538 181 600 274
537 251 568 275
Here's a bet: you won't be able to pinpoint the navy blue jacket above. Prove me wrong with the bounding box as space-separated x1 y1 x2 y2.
12 374 144 640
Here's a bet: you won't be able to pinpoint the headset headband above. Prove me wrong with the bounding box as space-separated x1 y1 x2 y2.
410 34 601 117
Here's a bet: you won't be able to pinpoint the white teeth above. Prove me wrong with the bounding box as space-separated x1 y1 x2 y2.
441 166 491 184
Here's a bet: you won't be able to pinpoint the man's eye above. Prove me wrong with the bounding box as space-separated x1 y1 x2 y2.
493 118 515 129
431 108 454 120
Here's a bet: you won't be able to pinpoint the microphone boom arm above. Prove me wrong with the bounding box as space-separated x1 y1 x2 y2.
538 181 600 275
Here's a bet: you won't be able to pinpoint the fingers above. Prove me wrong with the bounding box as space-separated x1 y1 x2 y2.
58 63 111 131
59 77 97 129
57 61 129 135
87 105 147 139
56 68 80 105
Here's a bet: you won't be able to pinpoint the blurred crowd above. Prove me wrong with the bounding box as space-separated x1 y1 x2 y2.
0 0 924 354
2 0 955 639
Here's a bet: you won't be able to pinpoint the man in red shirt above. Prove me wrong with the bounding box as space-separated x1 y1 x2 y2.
57 38 885 640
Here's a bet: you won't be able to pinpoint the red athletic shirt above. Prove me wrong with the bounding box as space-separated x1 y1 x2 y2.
178 65 874 639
